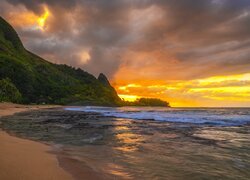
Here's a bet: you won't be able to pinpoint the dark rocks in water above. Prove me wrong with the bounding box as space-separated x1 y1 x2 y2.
0 108 225 147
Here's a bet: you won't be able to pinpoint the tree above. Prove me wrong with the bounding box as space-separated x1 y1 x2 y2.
0 78 22 103
135 98 170 107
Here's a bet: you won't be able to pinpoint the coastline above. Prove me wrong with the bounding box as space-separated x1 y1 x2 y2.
0 103 73 180
1 103 249 179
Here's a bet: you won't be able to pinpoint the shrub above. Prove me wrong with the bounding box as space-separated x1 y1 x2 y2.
0 78 22 103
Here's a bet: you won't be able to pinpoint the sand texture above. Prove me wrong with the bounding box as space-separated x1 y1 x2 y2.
0 103 73 180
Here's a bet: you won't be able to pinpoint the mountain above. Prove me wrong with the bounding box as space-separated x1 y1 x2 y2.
0 16 121 106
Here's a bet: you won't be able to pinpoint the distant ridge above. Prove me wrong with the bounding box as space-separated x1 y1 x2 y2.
0 16 121 105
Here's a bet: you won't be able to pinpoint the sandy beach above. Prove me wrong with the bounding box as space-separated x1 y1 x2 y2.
0 103 73 180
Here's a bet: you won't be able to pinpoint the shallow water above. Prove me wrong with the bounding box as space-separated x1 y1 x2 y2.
0 107 250 179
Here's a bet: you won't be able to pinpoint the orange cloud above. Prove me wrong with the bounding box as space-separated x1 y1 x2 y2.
7 5 50 31
37 6 49 30
1 0 250 107
113 73 250 107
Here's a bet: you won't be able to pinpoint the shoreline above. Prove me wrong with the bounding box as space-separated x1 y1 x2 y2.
1 103 249 179
0 103 73 180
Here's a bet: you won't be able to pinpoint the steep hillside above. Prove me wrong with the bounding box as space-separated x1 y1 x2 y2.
0 16 121 105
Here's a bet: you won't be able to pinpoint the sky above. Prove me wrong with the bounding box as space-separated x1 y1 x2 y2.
1 0 250 107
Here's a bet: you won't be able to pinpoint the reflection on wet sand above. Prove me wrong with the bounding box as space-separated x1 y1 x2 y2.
113 118 145 153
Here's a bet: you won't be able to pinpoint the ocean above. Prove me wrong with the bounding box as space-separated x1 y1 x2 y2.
0 107 250 179
66 106 250 126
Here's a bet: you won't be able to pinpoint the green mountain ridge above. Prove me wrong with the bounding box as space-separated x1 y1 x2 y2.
0 16 121 105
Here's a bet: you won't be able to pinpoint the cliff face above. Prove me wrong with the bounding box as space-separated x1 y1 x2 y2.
0 16 121 105
98 73 111 87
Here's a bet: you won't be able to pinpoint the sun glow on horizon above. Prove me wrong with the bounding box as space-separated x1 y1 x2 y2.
118 94 140 102
2 1 249 107
114 73 250 107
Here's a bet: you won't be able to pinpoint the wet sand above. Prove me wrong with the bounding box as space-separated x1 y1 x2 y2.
0 103 73 180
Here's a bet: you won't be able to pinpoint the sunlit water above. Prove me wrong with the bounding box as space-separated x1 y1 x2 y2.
0 107 250 179
66 106 250 126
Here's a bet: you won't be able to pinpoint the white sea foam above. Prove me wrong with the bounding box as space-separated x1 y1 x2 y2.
65 106 250 126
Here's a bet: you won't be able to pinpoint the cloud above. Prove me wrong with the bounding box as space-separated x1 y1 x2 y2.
1 0 250 80
114 73 250 107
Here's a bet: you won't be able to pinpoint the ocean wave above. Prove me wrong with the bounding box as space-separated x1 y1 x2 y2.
65 107 250 126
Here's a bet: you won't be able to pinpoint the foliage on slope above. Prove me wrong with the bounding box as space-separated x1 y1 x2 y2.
0 78 22 103
0 16 121 105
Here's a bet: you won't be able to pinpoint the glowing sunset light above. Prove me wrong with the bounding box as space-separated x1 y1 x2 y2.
2 1 250 178
6 5 50 31
37 7 49 30
79 51 90 64
118 84 142 91
2 0 250 107
115 73 250 107
119 94 140 102
197 74 250 84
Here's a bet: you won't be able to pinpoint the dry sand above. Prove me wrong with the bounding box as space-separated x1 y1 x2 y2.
0 103 73 180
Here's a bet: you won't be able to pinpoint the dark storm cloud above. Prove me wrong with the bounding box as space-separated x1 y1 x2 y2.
83 46 122 76
1 0 250 79
6 0 78 14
